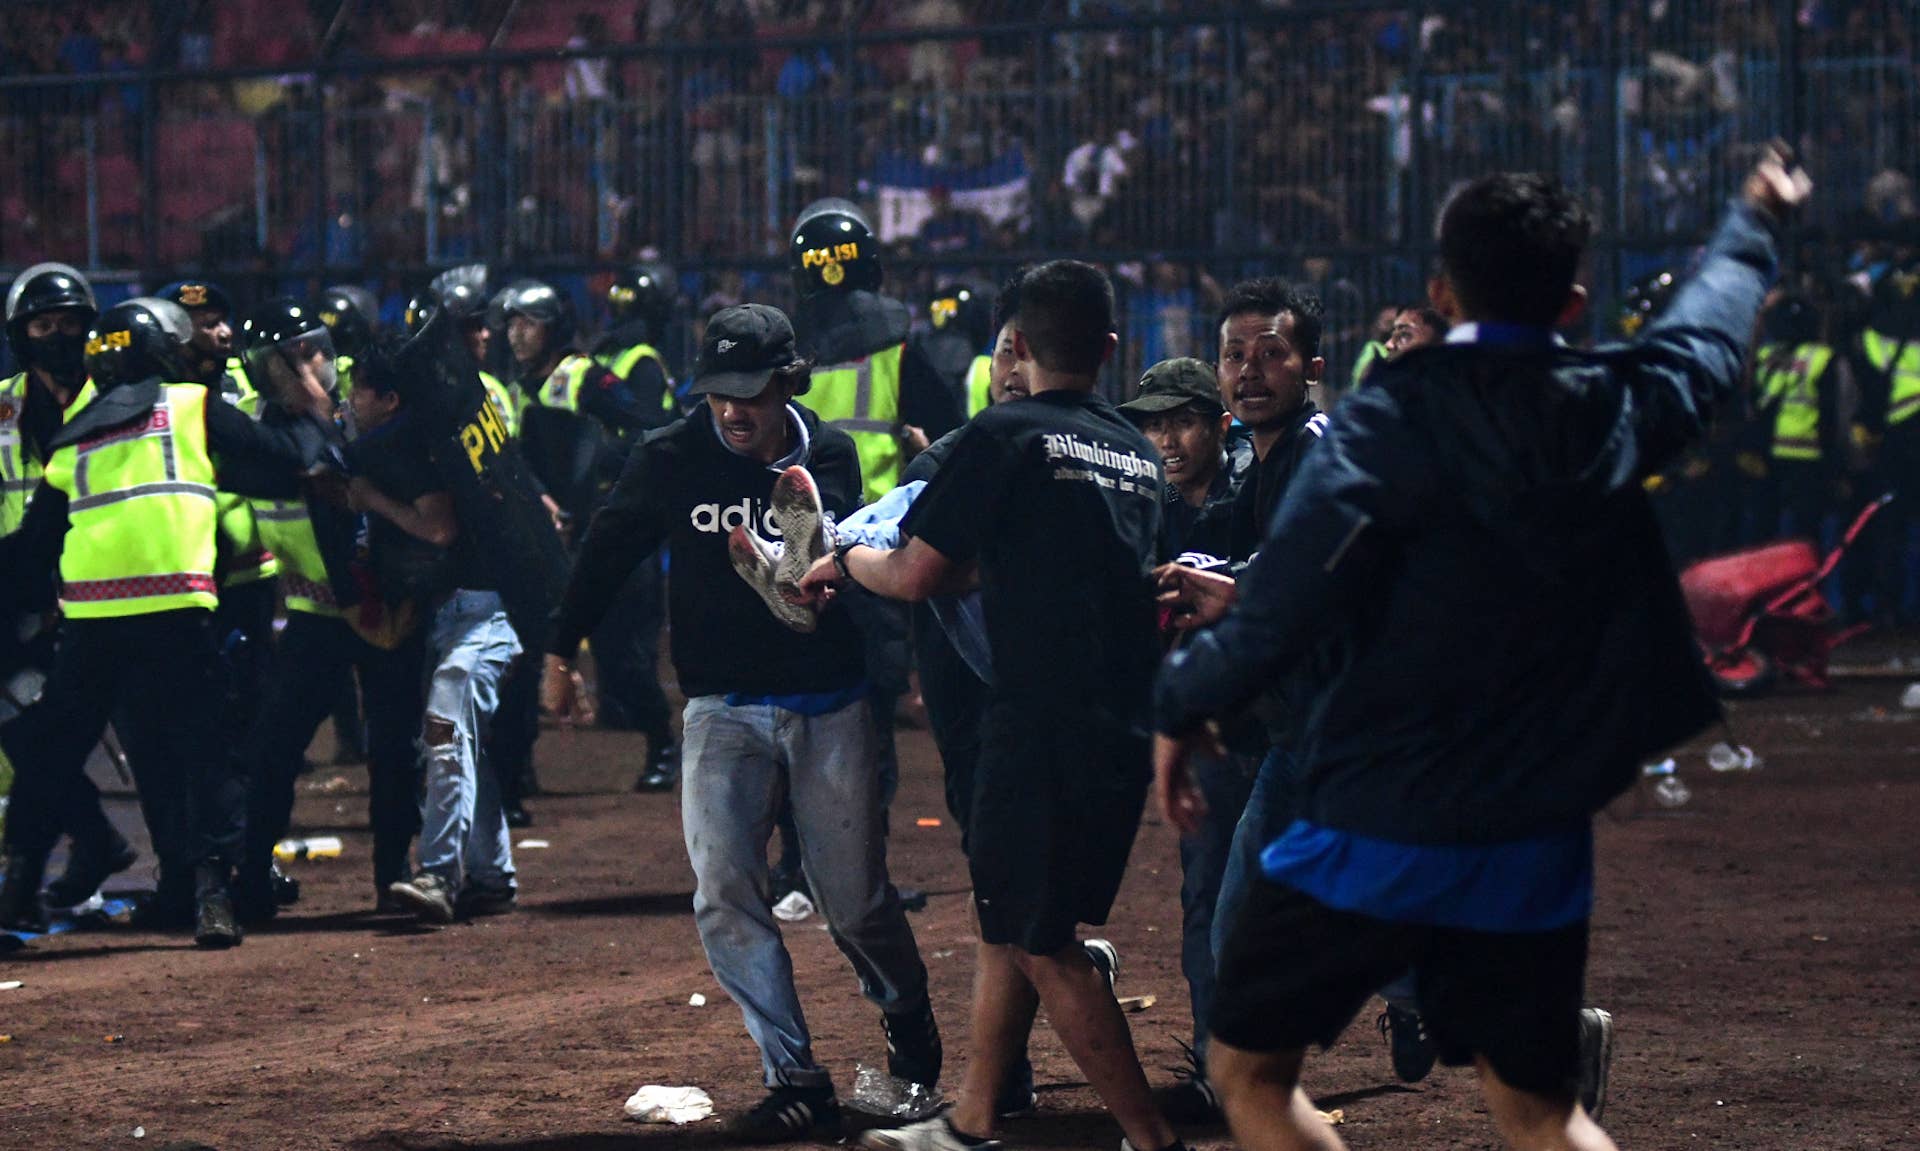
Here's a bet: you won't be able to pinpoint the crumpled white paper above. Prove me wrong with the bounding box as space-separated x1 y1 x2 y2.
624 1085 714 1124
772 890 815 922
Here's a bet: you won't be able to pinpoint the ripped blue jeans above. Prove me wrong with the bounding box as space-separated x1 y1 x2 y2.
417 590 522 894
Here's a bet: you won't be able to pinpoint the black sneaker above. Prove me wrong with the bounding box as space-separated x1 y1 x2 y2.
1378 1004 1436 1084
504 800 534 829
883 999 943 1089
43 833 138 908
271 863 301 906
231 871 281 926
193 890 243 949
127 883 195 931
635 742 681 792
1577 1007 1614 1121
388 872 457 924
993 1053 1038 1119
1083 938 1120 995
1160 1039 1222 1125
725 1085 841 1144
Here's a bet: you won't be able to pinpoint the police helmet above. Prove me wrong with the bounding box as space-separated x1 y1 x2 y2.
1762 293 1821 346
317 285 382 358
6 262 98 366
1868 258 1920 340
790 198 882 299
84 298 195 390
238 297 337 397
492 278 576 349
929 282 995 348
157 279 235 320
608 261 677 335
1614 269 1679 339
430 264 491 322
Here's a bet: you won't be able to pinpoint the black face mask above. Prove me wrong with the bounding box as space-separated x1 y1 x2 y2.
29 332 87 386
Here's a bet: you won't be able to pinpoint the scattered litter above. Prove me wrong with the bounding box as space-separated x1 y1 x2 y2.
0 1035 11 1043
1902 683 1920 710
850 1063 944 1120
0 980 21 991
1319 1109 1344 1126
516 839 551 849
899 889 930 913
104 1034 123 1044
1811 935 1829 942
688 993 707 1007
772 891 815 922
1118 995 1156 1013
311 775 354 794
273 836 343 862
915 818 942 828
132 1126 145 1140
1706 742 1762 772
624 1085 714 1124
931 949 955 960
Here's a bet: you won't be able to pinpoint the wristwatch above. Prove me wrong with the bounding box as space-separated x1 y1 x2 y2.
832 540 858 582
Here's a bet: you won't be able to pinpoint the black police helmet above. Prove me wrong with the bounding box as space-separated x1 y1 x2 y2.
790 197 882 299
6 262 98 365
317 284 382 358
929 282 995 348
1868 259 1920 340
84 297 195 390
157 279 235 320
608 261 677 334
1615 269 1679 339
430 264 491 322
238 297 336 394
1762 293 1821 346
492 278 576 350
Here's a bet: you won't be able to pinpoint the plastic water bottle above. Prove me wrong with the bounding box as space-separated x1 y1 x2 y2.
1901 683 1920 711
273 836 343 862
1642 759 1691 808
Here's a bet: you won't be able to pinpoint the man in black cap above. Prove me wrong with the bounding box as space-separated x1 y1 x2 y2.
542 303 938 1144
1120 357 1253 564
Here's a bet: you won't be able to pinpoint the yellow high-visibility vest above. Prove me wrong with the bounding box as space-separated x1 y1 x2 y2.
41 383 220 618
964 354 993 418
1862 329 1920 427
808 343 903 503
538 354 597 412
2 374 95 535
1756 342 1832 462
597 342 677 415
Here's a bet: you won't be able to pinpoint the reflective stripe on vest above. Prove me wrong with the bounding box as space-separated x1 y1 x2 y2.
965 354 993 418
253 497 339 616
0 373 36 535
42 383 219 618
1756 342 1832 462
539 354 595 412
599 343 677 412
480 370 519 437
809 343 904 504
1863 329 1920 426
1350 340 1387 388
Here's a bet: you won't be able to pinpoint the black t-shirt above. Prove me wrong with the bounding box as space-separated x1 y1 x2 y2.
902 389 1162 714
348 412 495 602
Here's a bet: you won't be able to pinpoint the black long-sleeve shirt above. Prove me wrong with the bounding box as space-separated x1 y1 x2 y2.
550 401 869 698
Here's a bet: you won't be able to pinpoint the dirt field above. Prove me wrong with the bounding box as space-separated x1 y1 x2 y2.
3 665 1918 1151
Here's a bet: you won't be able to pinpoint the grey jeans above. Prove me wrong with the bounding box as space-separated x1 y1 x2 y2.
680 693 931 1088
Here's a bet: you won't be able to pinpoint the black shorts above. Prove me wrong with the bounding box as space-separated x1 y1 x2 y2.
1209 877 1589 1097
967 704 1150 956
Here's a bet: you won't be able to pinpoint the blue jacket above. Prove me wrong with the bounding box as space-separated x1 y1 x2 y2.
1154 201 1779 844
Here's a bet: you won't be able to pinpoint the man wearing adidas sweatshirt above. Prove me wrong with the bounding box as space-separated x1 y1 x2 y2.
543 303 937 1144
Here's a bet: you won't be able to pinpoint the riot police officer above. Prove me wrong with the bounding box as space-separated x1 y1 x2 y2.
0 298 333 945
0 262 137 919
1849 259 1920 619
496 278 679 787
788 198 962 501
411 265 518 435
921 282 996 419
592 261 681 420
1750 292 1851 541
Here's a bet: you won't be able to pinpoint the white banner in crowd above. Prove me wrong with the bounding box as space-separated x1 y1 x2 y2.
866 150 1030 243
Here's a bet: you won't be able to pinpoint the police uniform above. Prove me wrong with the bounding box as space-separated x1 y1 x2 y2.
1752 339 1846 539
0 313 332 943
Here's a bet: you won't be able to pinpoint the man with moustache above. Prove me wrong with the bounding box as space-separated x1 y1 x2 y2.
1215 280 1330 562
1121 357 1251 563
